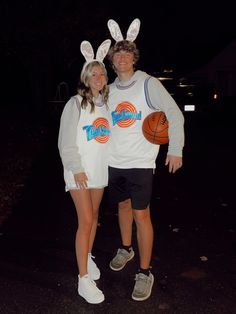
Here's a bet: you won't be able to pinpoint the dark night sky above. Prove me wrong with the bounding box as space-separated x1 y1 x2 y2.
0 0 235 111
120 1 236 73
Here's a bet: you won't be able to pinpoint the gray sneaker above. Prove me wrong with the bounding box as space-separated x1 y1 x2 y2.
109 248 135 271
132 272 154 301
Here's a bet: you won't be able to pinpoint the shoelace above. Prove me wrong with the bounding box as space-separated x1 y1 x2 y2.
91 279 96 286
88 255 98 270
118 249 130 259
134 274 150 291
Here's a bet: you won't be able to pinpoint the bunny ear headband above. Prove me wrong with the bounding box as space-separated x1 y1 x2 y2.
80 39 111 72
107 18 141 42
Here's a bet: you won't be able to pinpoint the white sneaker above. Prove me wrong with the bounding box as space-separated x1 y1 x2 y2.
78 274 104 304
88 253 101 280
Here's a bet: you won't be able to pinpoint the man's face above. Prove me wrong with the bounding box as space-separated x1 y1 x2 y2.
112 50 134 73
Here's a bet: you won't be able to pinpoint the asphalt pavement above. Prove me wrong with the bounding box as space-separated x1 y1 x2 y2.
0 106 235 314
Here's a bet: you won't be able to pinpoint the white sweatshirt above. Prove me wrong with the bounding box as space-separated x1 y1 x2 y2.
108 70 184 169
58 94 110 190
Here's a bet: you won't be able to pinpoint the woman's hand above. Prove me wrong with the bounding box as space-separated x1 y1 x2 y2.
74 172 88 189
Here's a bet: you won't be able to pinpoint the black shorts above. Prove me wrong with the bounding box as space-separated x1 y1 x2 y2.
108 167 154 210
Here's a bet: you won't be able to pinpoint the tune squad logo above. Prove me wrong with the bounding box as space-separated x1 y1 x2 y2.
83 117 110 143
111 102 141 128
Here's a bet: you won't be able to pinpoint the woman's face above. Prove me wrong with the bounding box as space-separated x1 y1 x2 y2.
88 65 106 97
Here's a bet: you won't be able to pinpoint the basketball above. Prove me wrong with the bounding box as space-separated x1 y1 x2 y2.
142 111 169 145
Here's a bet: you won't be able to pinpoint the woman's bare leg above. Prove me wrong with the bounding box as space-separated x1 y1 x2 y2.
70 189 93 277
88 188 104 252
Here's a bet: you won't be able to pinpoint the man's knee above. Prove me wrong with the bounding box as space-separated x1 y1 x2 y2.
133 207 151 223
119 198 131 211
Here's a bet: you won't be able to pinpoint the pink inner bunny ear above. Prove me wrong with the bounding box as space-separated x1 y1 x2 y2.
80 41 94 62
126 18 141 42
107 19 124 42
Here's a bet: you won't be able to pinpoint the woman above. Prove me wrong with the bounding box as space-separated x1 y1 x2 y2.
58 39 111 304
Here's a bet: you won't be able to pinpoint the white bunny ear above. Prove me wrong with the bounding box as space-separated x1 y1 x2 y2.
107 19 124 42
96 39 111 62
80 41 94 63
126 18 141 42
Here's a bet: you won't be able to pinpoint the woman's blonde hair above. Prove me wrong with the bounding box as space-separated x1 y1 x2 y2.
78 61 109 112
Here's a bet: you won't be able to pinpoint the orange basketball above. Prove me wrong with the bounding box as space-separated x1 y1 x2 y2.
142 111 169 145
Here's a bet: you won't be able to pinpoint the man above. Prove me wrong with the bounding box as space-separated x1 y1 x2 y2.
107 19 184 301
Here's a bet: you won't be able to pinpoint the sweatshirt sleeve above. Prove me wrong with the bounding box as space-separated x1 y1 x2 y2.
58 96 85 174
147 77 185 157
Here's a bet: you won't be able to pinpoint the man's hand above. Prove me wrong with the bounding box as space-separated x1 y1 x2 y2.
165 155 183 173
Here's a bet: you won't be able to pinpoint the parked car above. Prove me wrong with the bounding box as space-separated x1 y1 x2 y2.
154 70 220 113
